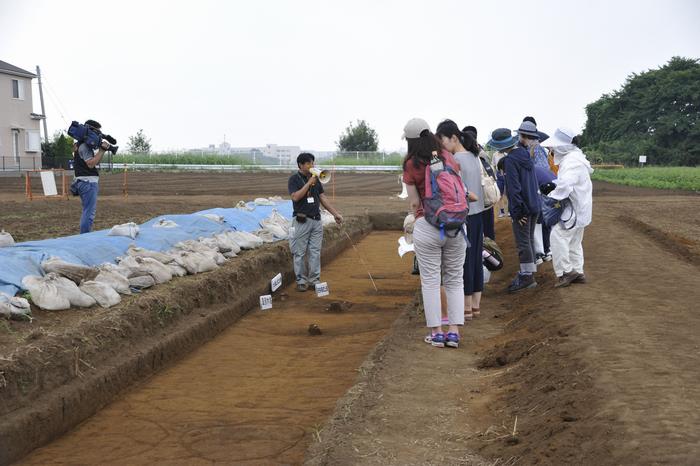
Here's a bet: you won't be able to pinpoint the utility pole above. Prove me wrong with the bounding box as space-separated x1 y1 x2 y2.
36 66 49 145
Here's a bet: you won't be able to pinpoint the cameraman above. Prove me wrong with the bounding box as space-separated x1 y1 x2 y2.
288 152 342 292
72 119 110 233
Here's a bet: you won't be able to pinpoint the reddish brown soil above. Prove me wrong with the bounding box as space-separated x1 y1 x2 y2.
2 173 699 465
18 231 418 465
306 181 700 466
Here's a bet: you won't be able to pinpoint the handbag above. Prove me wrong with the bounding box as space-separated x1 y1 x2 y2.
479 157 501 207
541 194 576 229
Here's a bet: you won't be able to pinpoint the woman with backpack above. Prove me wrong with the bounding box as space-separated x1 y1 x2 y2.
402 118 474 348
436 120 485 321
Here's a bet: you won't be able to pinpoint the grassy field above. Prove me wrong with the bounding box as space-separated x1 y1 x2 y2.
592 167 700 191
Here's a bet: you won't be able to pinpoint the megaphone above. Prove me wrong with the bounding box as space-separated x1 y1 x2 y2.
310 167 332 184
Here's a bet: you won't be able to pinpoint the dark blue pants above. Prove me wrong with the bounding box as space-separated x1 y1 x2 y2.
542 221 551 253
482 207 495 240
464 214 484 295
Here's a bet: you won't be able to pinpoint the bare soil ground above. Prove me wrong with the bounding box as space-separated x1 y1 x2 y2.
1 172 699 465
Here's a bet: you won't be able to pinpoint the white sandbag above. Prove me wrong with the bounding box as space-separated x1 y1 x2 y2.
174 240 226 265
129 275 155 289
51 274 96 307
135 257 172 284
0 292 31 320
79 281 121 308
200 213 225 223
229 231 263 249
168 263 188 277
98 262 134 279
199 237 223 252
219 232 242 254
95 269 131 295
214 232 241 254
222 250 237 259
268 209 290 227
260 223 287 240
126 244 174 264
268 195 283 202
254 197 274 206
108 222 140 239
0 230 15 247
22 275 71 311
320 209 336 226
171 250 218 274
153 218 179 228
254 229 276 243
41 256 98 284
235 200 254 211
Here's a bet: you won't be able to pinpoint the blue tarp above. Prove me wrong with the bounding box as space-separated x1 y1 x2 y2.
0 200 293 297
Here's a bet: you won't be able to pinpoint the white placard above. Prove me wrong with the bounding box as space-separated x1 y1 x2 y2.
315 282 330 297
639 155 647 163
259 294 272 310
40 171 58 196
271 273 282 292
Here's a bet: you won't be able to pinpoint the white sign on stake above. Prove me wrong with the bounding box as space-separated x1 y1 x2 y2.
639 155 647 163
259 294 273 310
315 282 330 297
271 273 282 292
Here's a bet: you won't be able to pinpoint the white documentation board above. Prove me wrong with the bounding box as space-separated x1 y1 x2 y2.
40 171 58 196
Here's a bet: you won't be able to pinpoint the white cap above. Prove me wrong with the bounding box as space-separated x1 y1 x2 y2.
541 127 575 147
402 118 430 139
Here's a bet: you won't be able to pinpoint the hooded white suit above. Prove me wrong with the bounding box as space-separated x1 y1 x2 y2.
548 147 594 277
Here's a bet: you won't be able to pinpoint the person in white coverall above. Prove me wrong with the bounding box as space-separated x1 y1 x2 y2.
539 127 593 288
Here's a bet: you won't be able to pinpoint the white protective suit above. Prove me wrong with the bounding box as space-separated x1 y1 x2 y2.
548 146 594 277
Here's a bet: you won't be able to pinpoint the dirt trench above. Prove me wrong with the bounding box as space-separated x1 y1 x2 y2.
0 216 385 465
10 230 418 465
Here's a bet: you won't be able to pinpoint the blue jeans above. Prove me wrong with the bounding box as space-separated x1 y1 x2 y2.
288 218 323 285
77 180 99 233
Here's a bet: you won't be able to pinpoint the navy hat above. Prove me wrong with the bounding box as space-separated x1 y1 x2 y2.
487 128 518 151
517 121 549 142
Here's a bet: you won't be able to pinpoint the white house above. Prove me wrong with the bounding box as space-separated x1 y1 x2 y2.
0 60 42 171
262 144 301 165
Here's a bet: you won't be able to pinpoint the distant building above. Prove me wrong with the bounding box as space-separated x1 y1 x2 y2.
0 60 42 171
262 144 300 165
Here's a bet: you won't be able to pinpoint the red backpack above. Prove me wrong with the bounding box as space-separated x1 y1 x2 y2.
422 153 469 237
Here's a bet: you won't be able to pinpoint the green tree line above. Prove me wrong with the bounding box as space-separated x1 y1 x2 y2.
581 56 700 166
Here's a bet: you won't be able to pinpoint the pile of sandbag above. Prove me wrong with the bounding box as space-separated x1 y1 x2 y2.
0 230 15 247
15 208 294 312
0 291 31 320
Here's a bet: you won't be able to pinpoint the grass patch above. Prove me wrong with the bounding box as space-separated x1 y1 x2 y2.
592 167 700 191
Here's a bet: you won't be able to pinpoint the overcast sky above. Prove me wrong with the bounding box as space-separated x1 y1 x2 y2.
1 0 699 152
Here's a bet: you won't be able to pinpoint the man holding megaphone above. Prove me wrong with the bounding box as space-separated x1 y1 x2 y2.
288 153 343 292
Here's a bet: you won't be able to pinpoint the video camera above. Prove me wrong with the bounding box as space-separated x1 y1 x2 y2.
67 120 119 155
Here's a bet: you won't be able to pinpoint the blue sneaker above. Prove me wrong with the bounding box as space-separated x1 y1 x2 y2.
428 332 446 348
446 332 460 348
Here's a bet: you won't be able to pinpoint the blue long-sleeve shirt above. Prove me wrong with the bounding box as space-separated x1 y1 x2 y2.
503 145 541 219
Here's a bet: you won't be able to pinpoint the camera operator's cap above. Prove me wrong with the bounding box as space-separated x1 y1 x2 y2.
84 119 102 130
540 127 575 147
402 118 431 139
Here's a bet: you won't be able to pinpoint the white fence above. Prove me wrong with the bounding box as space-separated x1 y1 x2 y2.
111 163 401 172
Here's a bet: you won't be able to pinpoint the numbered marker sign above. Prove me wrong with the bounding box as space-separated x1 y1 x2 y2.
315 282 330 297
271 273 282 292
259 294 272 310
